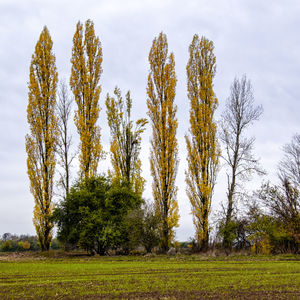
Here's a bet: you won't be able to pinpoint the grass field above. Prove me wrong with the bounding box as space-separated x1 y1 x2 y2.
0 253 299 299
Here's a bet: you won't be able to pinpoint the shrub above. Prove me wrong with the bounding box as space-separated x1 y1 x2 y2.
52 176 143 255
22 241 31 250
124 202 160 253
1 240 12 251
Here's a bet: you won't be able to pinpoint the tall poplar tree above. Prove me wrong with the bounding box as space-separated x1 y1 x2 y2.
185 35 220 250
26 26 58 251
147 32 179 252
106 87 147 196
70 19 103 179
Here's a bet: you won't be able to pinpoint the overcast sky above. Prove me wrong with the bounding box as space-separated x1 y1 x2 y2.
0 0 299 241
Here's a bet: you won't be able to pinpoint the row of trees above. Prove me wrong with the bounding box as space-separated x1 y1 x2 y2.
25 19 299 253
0 233 60 252
26 21 151 251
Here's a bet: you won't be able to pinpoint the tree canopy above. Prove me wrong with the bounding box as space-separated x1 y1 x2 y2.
53 176 143 255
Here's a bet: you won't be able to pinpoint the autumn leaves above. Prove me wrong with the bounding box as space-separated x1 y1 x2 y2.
70 20 103 179
147 33 179 252
26 27 58 251
185 36 219 250
26 20 219 251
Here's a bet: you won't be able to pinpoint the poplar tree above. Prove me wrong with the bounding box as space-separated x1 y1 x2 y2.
147 32 179 252
106 87 147 196
26 26 58 251
70 19 103 179
185 35 220 250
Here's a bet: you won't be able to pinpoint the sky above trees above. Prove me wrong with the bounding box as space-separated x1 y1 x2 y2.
0 0 299 240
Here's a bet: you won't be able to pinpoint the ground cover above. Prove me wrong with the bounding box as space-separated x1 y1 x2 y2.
0 253 299 299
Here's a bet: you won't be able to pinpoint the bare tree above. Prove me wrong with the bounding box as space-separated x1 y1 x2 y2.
279 134 300 187
247 136 300 253
271 134 300 234
220 75 264 247
258 178 299 235
56 79 75 198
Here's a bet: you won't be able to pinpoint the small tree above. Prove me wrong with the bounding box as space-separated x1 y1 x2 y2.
246 201 294 254
106 87 147 195
140 202 161 253
2 233 12 241
258 179 300 240
125 202 160 253
248 135 300 254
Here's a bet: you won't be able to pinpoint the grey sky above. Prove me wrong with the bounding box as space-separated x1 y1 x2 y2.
0 0 299 241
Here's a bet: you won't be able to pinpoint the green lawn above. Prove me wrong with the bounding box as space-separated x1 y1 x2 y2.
0 253 299 299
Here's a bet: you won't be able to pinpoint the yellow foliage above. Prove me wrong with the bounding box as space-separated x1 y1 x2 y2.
173 241 180 252
106 87 147 196
249 233 272 254
185 35 220 249
147 32 179 251
22 241 31 250
26 26 58 251
70 19 103 179
251 238 271 254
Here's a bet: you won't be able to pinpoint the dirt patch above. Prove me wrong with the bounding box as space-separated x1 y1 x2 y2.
0 251 90 262
77 289 300 299
9 289 297 300
0 252 45 261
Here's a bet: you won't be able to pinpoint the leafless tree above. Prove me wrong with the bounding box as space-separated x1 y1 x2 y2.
265 134 300 234
56 79 76 198
279 134 300 187
258 177 299 235
220 75 264 245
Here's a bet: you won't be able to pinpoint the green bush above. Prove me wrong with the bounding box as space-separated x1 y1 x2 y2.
124 202 160 253
1 240 12 251
52 176 143 255
219 220 238 250
247 214 296 254
50 239 61 250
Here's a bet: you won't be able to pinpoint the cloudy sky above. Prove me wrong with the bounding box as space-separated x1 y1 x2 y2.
0 0 299 241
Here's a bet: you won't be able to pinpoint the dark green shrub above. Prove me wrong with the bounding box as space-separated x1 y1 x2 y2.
52 176 143 255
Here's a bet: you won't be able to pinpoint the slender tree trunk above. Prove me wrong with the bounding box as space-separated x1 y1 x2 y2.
200 198 209 251
224 135 239 249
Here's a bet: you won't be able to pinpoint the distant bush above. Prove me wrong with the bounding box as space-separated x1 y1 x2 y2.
22 241 31 250
1 240 12 251
50 238 61 250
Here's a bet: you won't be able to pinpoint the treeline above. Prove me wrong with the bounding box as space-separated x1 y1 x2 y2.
24 19 299 255
0 233 60 252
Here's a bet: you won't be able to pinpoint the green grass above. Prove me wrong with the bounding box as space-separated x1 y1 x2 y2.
0 253 300 299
